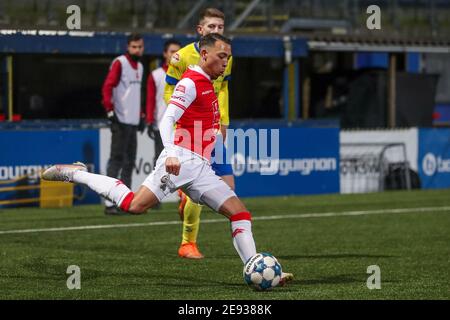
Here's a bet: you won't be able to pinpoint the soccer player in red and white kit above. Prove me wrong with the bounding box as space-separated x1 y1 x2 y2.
42 33 293 286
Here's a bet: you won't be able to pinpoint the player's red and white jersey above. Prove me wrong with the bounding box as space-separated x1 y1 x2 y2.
168 65 220 160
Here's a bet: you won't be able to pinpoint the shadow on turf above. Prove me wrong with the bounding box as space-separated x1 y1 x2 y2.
297 274 366 286
21 258 105 281
153 274 243 288
296 274 400 286
277 253 396 260
151 274 401 291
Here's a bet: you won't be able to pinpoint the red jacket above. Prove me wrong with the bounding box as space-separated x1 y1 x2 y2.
101 53 139 112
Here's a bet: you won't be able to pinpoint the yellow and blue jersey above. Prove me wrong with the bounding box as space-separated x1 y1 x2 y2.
164 42 232 126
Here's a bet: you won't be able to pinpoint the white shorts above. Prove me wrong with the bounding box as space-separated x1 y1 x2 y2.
142 146 236 211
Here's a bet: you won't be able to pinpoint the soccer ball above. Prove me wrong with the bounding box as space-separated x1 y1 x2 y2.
243 252 282 291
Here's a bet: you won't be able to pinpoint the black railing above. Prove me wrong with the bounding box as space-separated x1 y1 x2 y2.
0 0 449 38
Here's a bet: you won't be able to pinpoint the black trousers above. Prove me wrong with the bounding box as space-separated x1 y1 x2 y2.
153 130 164 168
106 122 137 188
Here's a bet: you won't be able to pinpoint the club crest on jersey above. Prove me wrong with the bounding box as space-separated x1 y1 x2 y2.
176 85 186 93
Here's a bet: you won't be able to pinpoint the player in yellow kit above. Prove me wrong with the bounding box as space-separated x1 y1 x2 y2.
164 8 235 259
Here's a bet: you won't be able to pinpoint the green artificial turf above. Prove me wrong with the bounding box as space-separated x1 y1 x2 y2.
0 189 449 299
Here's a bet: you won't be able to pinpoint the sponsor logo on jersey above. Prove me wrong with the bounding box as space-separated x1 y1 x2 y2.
176 85 186 93
202 90 213 95
172 95 186 103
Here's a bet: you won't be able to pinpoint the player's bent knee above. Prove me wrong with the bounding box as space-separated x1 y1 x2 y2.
119 192 145 214
219 197 247 217
124 186 161 214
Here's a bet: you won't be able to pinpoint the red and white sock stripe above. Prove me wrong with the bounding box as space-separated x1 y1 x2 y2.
230 211 252 223
230 212 256 263
119 191 134 212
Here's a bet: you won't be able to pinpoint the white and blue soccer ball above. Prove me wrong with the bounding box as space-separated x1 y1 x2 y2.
243 252 282 291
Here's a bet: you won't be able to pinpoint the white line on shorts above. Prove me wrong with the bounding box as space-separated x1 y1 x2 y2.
0 206 449 235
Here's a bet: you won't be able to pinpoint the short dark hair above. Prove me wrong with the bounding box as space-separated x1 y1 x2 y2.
127 33 143 44
198 8 225 25
163 39 182 52
199 33 231 49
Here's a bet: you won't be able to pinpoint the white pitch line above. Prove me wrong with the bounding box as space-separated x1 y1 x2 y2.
0 206 449 235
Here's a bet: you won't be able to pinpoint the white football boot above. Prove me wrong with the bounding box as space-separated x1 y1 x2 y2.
41 162 87 182
279 272 294 286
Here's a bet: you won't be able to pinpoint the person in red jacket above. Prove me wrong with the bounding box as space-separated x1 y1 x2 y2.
146 39 181 172
101 33 145 215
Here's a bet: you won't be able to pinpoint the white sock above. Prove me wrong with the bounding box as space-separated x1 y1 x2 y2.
104 199 114 207
73 171 131 207
230 212 257 264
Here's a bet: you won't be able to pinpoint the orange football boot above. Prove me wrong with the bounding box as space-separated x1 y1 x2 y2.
178 242 204 259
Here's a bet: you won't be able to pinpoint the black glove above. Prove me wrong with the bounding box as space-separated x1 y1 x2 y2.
138 116 146 133
147 123 158 139
106 110 118 124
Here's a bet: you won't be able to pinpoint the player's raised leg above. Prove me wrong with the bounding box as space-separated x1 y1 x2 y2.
198 183 293 286
219 196 293 286
41 162 159 214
